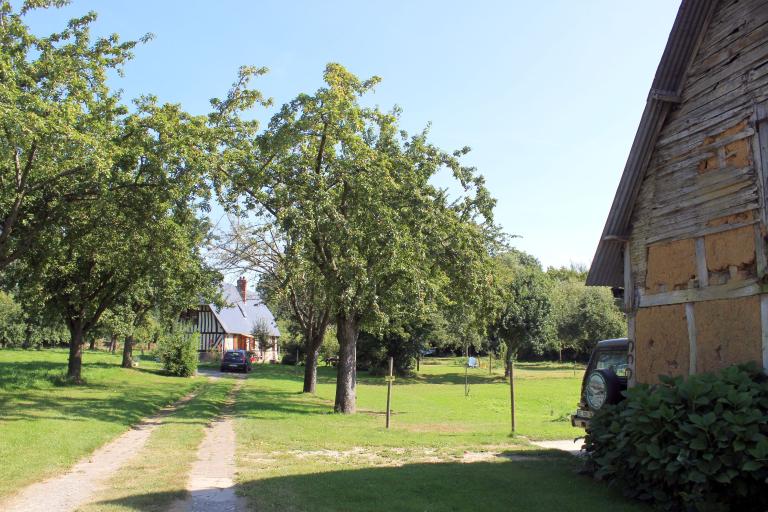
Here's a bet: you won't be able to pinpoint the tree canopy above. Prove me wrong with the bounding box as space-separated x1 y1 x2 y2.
0 1 143 270
225 64 497 412
1 3 257 381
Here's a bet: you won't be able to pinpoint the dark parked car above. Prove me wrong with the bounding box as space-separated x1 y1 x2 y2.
571 338 629 428
220 350 252 373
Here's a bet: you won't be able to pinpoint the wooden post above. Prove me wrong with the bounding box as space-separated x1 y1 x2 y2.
464 343 469 397
509 354 516 434
385 356 393 429
416 354 420 372
489 353 492 375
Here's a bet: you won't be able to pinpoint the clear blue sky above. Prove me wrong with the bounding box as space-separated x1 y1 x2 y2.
25 1 680 269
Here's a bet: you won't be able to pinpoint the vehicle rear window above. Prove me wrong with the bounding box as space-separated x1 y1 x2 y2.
223 353 244 362
596 351 628 378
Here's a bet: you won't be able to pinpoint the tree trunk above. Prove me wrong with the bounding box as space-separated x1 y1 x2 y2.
23 324 32 349
303 347 319 394
303 328 327 394
121 336 134 368
334 314 359 414
67 320 85 383
109 334 117 354
89 337 96 351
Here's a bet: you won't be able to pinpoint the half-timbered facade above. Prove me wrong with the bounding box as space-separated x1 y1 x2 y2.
182 277 281 362
587 0 768 385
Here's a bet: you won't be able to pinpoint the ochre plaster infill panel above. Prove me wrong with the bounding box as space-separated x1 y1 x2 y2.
694 296 762 374
645 239 697 293
635 304 689 384
704 225 756 275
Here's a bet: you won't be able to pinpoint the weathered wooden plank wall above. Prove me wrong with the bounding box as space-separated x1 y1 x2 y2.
629 0 768 294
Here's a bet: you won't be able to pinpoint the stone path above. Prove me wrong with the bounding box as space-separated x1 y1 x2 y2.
0 390 200 512
172 376 245 512
531 438 585 456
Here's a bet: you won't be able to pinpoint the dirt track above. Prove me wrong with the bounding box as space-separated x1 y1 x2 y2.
0 390 199 512
172 376 245 512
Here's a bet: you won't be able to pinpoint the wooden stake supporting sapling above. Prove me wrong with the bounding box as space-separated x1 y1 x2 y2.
464 342 470 397
509 354 516 433
385 356 394 429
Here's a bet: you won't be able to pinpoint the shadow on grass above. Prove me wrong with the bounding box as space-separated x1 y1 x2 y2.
0 360 178 391
0 360 205 426
247 364 510 387
89 455 648 512
0 360 69 390
234 386 334 418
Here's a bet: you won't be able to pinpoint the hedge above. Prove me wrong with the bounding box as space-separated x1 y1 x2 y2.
584 363 768 511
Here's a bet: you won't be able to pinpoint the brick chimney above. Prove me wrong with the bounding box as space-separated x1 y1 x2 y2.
236 276 247 302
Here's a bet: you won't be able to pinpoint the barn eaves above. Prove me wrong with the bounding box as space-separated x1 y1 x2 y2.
586 0 719 287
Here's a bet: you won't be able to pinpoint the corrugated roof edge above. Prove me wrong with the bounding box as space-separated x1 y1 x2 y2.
586 0 718 287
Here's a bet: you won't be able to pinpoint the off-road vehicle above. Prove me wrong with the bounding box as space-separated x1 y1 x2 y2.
571 338 629 428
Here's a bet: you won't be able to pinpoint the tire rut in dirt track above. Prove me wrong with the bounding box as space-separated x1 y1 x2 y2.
0 389 201 512
172 375 246 512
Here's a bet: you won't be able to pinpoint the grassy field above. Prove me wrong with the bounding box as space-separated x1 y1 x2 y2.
0 348 203 499
233 359 648 511
0 350 648 511
235 357 585 448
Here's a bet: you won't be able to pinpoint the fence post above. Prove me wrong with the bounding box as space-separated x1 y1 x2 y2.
385 356 394 429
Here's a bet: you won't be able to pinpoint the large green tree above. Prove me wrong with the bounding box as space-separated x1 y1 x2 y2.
15 94 236 381
547 265 626 358
3 3 264 381
0 1 142 269
490 250 554 360
228 64 496 413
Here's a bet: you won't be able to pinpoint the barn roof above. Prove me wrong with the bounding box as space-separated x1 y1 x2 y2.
207 283 281 338
586 0 718 287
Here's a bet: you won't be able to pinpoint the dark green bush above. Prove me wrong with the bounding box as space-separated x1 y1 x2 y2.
357 330 418 377
156 326 199 377
584 363 768 511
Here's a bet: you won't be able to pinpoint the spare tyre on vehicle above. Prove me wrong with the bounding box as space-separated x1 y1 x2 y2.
571 338 629 429
584 368 622 410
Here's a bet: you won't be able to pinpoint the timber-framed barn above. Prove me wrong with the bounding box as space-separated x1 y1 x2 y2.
588 0 768 384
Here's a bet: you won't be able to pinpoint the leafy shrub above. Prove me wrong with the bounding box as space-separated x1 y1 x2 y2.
281 337 303 365
318 328 339 362
156 326 199 377
358 330 418 376
279 329 338 365
584 363 768 511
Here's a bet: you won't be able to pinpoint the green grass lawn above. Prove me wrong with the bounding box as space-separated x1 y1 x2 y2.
233 359 648 511
235 357 586 450
0 348 204 499
0 351 647 512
